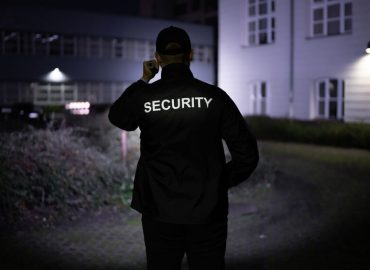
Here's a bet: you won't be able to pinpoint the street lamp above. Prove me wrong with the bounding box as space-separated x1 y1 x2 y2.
366 42 370 54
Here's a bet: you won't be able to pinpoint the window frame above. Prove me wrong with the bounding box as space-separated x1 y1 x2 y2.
244 0 276 46
250 81 269 115
310 0 352 37
315 78 345 120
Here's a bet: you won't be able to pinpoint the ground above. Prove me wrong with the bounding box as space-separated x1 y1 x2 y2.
1 141 370 270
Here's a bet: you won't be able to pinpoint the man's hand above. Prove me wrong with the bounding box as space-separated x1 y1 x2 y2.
141 60 159 83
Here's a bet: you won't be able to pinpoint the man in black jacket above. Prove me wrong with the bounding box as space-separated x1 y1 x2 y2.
108 26 259 270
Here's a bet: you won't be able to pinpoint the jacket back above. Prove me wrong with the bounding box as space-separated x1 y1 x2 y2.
109 63 259 224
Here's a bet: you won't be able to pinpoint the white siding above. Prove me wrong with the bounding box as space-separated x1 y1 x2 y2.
219 0 370 122
219 0 291 117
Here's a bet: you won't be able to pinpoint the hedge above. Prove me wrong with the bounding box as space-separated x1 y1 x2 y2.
246 116 370 150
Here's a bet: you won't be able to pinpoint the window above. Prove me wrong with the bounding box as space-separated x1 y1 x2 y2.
316 78 344 119
245 0 276 46
33 33 49 55
76 36 89 58
193 45 214 64
62 35 76 56
2 31 20 54
48 34 62 56
250 81 268 115
19 32 33 55
102 37 113 58
311 0 352 37
89 37 101 58
33 83 77 105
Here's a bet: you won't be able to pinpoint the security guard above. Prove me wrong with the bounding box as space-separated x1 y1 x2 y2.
108 26 259 270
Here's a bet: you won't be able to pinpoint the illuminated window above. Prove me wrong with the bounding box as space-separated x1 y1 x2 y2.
245 0 276 46
311 0 352 37
250 81 268 115
316 78 344 119
33 83 77 105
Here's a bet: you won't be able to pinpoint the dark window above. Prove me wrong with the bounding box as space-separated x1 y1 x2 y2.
49 35 61 56
313 8 324 21
259 32 268 44
259 18 267 30
327 20 340 35
327 4 340 18
259 3 267 15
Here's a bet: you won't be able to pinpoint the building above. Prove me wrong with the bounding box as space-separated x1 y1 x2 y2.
219 0 370 123
138 0 218 25
0 6 214 108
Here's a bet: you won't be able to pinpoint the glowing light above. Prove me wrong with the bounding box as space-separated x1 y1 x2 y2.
45 68 68 82
28 112 39 119
366 42 370 54
65 102 90 110
65 102 90 115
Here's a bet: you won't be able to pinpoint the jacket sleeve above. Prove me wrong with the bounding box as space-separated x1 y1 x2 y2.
108 80 147 131
220 91 259 188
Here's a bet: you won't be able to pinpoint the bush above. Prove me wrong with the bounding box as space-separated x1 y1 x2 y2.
0 125 132 227
246 116 370 150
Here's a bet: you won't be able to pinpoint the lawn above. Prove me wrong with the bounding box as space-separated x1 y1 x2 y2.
1 128 370 270
229 141 370 270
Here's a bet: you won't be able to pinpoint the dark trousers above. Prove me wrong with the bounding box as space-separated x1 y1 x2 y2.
141 215 228 270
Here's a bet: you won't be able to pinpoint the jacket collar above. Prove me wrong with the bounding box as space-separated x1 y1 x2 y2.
161 63 194 80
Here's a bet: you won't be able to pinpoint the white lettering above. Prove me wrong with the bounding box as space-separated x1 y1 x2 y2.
182 98 191 108
204 98 213 108
195 97 203 107
172 99 181 109
144 97 213 113
144 102 151 113
162 99 170 110
152 100 160 111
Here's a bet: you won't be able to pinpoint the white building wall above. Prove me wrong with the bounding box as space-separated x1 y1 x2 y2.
219 0 370 122
218 0 291 117
294 0 370 122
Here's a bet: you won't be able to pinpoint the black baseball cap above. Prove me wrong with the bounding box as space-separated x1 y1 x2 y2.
156 26 191 55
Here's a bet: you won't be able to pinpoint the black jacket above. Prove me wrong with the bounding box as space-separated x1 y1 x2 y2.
108 63 259 224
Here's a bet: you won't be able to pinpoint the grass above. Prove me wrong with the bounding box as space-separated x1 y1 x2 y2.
2 139 370 270
255 141 370 270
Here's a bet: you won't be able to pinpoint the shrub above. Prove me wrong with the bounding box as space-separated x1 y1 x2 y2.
0 125 132 227
246 116 370 150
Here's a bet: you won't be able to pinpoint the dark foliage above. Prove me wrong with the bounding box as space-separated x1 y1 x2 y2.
246 116 370 150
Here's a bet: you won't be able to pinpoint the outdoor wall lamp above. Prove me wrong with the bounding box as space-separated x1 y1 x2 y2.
366 42 370 54
44 67 69 82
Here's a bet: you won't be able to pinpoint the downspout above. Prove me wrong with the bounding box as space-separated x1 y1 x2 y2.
289 0 295 118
